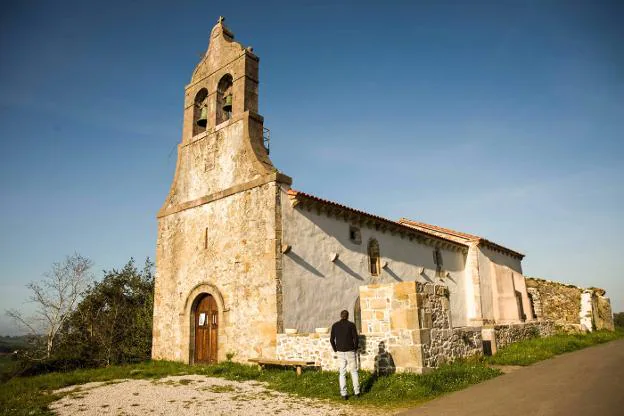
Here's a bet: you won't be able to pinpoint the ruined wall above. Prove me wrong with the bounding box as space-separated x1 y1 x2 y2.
592 292 615 331
524 278 614 332
280 197 468 332
525 278 582 328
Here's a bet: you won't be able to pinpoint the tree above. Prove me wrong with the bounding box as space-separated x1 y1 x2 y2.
56 258 154 366
614 312 624 329
6 253 93 359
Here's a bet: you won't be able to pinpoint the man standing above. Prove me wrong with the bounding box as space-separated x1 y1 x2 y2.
330 310 360 399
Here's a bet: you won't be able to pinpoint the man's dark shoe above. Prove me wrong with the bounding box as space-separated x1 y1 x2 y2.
354 393 360 398
341 395 348 400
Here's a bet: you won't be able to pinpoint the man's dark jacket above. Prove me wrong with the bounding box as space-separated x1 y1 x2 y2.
330 319 359 352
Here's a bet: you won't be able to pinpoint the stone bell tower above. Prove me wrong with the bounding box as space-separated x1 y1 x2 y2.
152 17 291 364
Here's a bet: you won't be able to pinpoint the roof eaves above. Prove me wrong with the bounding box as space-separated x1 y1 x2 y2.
287 190 469 251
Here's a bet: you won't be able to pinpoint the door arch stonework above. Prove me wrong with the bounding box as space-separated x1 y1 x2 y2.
184 283 226 364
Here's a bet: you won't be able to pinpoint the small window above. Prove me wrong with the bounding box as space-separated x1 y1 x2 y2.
433 248 443 277
368 239 380 276
349 226 361 244
433 248 443 267
354 296 362 333
515 290 526 321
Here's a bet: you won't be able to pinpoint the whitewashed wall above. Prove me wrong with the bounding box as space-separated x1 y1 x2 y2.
280 188 469 332
478 246 532 324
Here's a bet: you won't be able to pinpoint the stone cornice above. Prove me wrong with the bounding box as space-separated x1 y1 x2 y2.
158 172 292 218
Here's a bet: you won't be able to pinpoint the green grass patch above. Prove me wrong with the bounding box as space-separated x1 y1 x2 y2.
485 329 624 366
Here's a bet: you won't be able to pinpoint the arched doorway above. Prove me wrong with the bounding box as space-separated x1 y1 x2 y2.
193 294 218 363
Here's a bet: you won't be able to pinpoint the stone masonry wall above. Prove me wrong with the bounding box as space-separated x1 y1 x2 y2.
276 333 386 372
417 283 484 367
276 282 491 373
422 327 482 368
276 282 563 372
494 321 555 350
593 293 615 331
525 277 614 333
153 182 281 364
525 278 581 327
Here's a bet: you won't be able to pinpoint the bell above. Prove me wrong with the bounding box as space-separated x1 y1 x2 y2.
196 106 207 127
223 94 233 113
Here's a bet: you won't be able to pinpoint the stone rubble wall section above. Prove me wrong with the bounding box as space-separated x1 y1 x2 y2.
526 277 614 333
526 287 542 318
493 321 555 350
525 278 582 326
422 327 483 368
593 295 615 331
276 333 386 371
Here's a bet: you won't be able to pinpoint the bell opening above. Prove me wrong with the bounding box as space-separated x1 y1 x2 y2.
222 95 233 113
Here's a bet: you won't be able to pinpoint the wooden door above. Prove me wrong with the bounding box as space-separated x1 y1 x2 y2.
194 294 218 363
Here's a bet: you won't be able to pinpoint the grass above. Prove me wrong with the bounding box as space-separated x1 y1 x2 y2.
1 330 622 415
0 359 500 415
485 329 624 366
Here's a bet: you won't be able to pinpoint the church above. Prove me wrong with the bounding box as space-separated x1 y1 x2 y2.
152 19 613 373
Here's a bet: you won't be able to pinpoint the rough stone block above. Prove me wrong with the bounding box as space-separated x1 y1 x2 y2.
390 345 424 368
393 281 417 300
391 308 419 330
370 298 388 309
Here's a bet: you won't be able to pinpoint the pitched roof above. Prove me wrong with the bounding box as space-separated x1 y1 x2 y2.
285 189 524 259
398 218 524 260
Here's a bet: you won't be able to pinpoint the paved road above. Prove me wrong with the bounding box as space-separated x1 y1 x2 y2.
399 338 624 416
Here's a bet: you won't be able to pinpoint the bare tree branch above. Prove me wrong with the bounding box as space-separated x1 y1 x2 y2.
5 253 94 358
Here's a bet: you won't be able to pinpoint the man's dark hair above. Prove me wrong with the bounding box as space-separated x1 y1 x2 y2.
340 310 349 320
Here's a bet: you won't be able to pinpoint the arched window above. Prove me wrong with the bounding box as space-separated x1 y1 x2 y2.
193 88 208 136
368 239 380 276
216 74 233 125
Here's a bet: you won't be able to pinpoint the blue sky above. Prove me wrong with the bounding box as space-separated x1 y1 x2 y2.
1 0 622 334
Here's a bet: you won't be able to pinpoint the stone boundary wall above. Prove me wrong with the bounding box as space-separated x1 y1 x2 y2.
525 278 581 326
276 333 386 372
422 327 483 368
593 294 615 331
526 277 614 333
494 321 555 350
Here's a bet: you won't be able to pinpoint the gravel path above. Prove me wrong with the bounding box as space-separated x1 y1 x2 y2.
50 374 386 416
